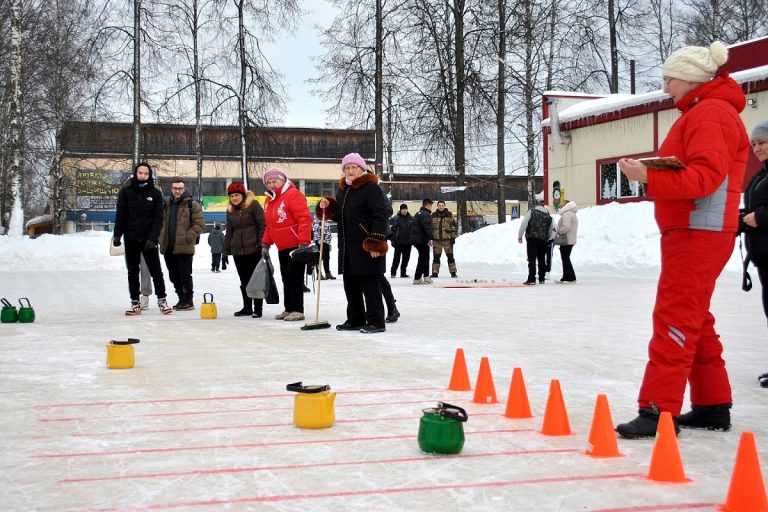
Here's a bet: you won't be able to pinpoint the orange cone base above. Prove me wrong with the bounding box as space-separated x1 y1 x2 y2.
585 394 622 458
504 368 533 419
719 432 768 511
448 348 471 391
472 357 498 404
647 412 690 484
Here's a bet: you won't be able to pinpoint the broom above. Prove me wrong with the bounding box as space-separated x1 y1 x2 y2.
301 207 332 330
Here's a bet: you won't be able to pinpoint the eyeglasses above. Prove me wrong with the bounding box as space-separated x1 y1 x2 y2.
171 186 185 191
663 77 674 86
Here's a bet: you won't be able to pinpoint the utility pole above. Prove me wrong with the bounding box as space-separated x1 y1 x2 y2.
133 0 142 166
375 0 384 175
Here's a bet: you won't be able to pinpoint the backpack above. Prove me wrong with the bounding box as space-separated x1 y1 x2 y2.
188 202 200 244
526 208 551 241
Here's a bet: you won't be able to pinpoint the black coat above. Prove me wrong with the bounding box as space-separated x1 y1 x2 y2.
331 173 390 275
390 212 414 245
410 207 433 245
744 162 768 266
113 178 164 243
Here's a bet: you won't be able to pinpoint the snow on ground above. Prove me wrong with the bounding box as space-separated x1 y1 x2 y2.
0 201 765 511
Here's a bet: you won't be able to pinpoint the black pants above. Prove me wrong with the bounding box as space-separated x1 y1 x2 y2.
278 247 305 313
125 239 166 301
212 253 222 270
379 274 395 307
164 252 194 301
559 244 576 281
526 237 548 282
343 273 385 328
321 242 332 276
233 252 263 314
414 243 430 280
758 263 768 323
391 243 412 276
545 240 554 272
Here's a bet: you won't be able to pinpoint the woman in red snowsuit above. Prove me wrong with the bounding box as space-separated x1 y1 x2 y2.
616 41 749 438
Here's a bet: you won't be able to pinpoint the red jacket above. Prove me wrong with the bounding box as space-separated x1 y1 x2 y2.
647 74 748 233
262 180 312 250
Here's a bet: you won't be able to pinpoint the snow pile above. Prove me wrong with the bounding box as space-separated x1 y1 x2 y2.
0 201 746 274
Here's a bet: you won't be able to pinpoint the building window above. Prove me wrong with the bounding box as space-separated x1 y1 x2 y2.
305 181 337 197
599 161 645 201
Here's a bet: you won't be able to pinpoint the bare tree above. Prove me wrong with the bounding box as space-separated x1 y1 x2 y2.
682 0 768 45
7 0 24 237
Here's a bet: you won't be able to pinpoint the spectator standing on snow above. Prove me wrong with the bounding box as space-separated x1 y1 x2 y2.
263 168 313 322
224 182 266 318
430 200 458 278
318 153 390 333
159 179 205 311
517 199 553 285
616 41 748 437
555 200 579 283
389 204 414 278
411 199 434 284
208 223 225 272
113 162 173 315
743 120 768 388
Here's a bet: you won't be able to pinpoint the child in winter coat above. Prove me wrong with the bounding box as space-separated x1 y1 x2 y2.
208 223 225 272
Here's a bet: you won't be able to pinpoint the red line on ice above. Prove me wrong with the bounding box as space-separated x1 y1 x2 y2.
58 448 578 484
588 504 716 511
33 386 443 409
86 473 644 511
32 412 501 439
34 428 531 459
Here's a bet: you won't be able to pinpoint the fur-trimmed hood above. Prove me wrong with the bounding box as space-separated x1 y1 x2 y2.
559 200 578 214
227 190 256 213
339 172 379 190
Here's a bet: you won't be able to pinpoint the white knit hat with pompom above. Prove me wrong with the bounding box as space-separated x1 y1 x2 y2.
662 41 728 83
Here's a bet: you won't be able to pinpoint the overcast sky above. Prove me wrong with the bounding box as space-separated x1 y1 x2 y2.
262 0 341 129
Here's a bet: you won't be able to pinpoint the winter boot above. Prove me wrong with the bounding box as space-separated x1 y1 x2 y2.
360 324 386 333
677 403 731 431
759 372 768 387
451 272 458 278
430 272 439 278
174 295 195 311
139 295 150 311
385 300 400 323
252 300 263 318
125 300 142 316
158 298 173 315
234 308 253 317
275 311 290 320
616 405 679 439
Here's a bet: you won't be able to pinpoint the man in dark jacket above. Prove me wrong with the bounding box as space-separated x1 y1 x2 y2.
389 203 413 278
431 200 458 278
113 162 172 315
411 199 434 284
159 179 206 311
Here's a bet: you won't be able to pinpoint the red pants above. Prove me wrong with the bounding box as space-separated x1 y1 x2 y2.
637 229 734 414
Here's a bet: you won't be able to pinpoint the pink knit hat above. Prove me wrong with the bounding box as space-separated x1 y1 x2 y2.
263 167 288 185
341 153 368 173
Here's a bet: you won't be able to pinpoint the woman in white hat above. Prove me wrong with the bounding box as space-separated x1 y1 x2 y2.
617 41 749 438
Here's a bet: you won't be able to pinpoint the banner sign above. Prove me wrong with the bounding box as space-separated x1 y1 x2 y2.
76 169 130 210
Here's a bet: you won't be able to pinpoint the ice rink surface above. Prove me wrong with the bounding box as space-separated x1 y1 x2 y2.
1 254 766 511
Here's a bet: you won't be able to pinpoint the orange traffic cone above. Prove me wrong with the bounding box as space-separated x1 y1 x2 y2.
647 411 689 483
540 379 572 436
504 367 533 418
585 394 622 457
448 348 471 391
472 357 498 404
719 431 768 511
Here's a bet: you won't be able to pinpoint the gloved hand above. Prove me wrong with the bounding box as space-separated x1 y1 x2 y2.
262 245 271 258
144 240 157 251
113 238 121 247
450 238 455 246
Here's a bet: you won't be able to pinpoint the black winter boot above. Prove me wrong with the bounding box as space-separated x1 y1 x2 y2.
616 405 680 439
385 301 400 323
677 403 731 431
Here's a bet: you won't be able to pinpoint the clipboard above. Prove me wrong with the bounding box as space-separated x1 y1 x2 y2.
637 156 685 170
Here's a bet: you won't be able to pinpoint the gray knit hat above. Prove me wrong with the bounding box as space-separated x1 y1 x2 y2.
751 120 768 142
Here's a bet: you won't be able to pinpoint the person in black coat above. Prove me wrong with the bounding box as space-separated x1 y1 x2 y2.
113 162 172 315
745 121 768 387
410 199 434 284
318 153 390 333
389 203 414 278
